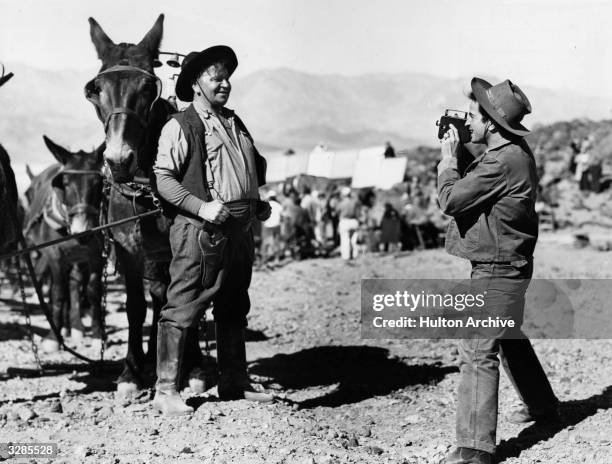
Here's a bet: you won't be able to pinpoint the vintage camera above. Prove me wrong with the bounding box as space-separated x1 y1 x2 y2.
436 109 471 144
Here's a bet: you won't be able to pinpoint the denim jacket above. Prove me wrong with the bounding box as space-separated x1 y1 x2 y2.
437 139 539 262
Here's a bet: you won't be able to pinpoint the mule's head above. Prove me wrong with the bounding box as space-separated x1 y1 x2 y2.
85 15 164 182
44 136 105 235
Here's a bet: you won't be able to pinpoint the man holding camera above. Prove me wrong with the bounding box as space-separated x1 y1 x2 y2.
437 78 559 464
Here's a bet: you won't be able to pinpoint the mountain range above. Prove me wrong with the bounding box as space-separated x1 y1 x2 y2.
2 63 612 171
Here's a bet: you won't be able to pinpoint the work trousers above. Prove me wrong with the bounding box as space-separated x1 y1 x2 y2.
455 260 558 454
160 212 254 330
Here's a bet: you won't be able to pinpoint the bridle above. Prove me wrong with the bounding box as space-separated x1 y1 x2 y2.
52 169 105 219
84 64 162 133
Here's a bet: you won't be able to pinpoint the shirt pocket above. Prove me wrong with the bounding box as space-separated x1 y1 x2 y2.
463 223 480 251
205 132 224 162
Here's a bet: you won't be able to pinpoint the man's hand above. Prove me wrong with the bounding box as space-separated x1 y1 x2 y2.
198 200 230 224
256 200 272 221
438 124 460 175
441 124 460 159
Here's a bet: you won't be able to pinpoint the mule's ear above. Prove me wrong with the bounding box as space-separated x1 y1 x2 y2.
138 14 164 57
43 135 71 165
25 164 34 181
89 17 115 60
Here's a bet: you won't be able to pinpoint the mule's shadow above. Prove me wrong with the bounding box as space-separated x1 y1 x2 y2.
495 385 612 463
0 321 47 341
250 345 457 409
0 297 44 315
0 360 124 406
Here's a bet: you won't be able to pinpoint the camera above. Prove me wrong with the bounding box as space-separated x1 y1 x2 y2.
436 109 471 144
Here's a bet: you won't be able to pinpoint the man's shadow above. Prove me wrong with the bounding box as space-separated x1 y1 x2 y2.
249 345 457 409
495 385 612 462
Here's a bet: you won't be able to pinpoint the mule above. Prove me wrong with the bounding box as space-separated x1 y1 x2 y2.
0 66 19 256
24 136 105 351
85 15 205 397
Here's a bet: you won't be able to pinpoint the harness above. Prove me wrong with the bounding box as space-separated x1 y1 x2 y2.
43 168 105 233
84 65 162 132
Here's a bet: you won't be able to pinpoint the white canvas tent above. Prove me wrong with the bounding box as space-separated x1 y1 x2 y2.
306 145 359 179
265 150 310 183
351 146 407 189
262 144 407 189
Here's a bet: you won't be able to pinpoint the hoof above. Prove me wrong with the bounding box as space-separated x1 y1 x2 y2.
81 315 92 329
152 391 193 416
71 329 85 342
41 337 60 353
116 382 139 399
188 377 206 395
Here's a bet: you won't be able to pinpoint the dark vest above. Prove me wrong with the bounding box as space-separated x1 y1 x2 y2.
168 104 267 221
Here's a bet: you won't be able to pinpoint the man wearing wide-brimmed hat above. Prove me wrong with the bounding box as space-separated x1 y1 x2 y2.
152 45 273 415
437 78 559 464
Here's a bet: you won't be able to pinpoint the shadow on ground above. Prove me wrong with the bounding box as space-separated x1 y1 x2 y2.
250 345 457 408
496 385 612 463
0 360 123 406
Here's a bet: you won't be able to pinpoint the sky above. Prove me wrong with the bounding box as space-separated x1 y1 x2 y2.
1 0 612 97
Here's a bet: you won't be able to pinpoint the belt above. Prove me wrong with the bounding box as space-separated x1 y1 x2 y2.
471 258 532 267
204 199 257 236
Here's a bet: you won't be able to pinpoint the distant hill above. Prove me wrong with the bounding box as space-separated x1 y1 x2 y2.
2 63 612 174
230 68 612 151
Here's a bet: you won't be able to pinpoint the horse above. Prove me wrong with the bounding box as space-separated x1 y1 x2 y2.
24 136 105 352
85 14 205 398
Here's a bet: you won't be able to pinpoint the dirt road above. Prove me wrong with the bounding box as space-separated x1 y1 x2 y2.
0 234 611 463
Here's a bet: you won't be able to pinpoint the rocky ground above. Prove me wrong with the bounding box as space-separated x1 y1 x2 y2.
0 232 611 464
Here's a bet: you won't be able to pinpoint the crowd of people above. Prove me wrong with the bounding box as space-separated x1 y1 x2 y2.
256 176 449 265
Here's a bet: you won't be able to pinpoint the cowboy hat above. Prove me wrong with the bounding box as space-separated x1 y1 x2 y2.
471 77 532 137
175 45 238 102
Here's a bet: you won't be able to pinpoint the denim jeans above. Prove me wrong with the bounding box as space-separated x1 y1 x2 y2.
455 260 558 454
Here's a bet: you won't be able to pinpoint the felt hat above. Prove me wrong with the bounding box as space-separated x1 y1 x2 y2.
175 45 237 102
471 77 532 137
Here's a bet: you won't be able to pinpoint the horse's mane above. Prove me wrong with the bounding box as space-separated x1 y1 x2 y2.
138 98 177 175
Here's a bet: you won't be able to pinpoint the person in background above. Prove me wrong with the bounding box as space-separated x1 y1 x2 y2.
384 141 396 158
336 186 360 261
574 138 592 192
261 190 282 263
379 202 401 252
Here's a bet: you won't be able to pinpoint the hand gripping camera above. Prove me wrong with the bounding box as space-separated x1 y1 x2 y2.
436 109 471 144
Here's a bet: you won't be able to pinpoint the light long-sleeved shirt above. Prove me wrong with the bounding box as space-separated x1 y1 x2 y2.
153 101 259 216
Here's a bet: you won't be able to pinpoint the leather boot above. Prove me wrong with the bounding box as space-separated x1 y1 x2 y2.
445 447 492 464
181 326 208 394
151 323 194 416
216 323 274 402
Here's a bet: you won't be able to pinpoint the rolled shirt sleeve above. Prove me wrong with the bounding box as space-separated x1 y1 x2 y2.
153 119 205 217
437 154 507 217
